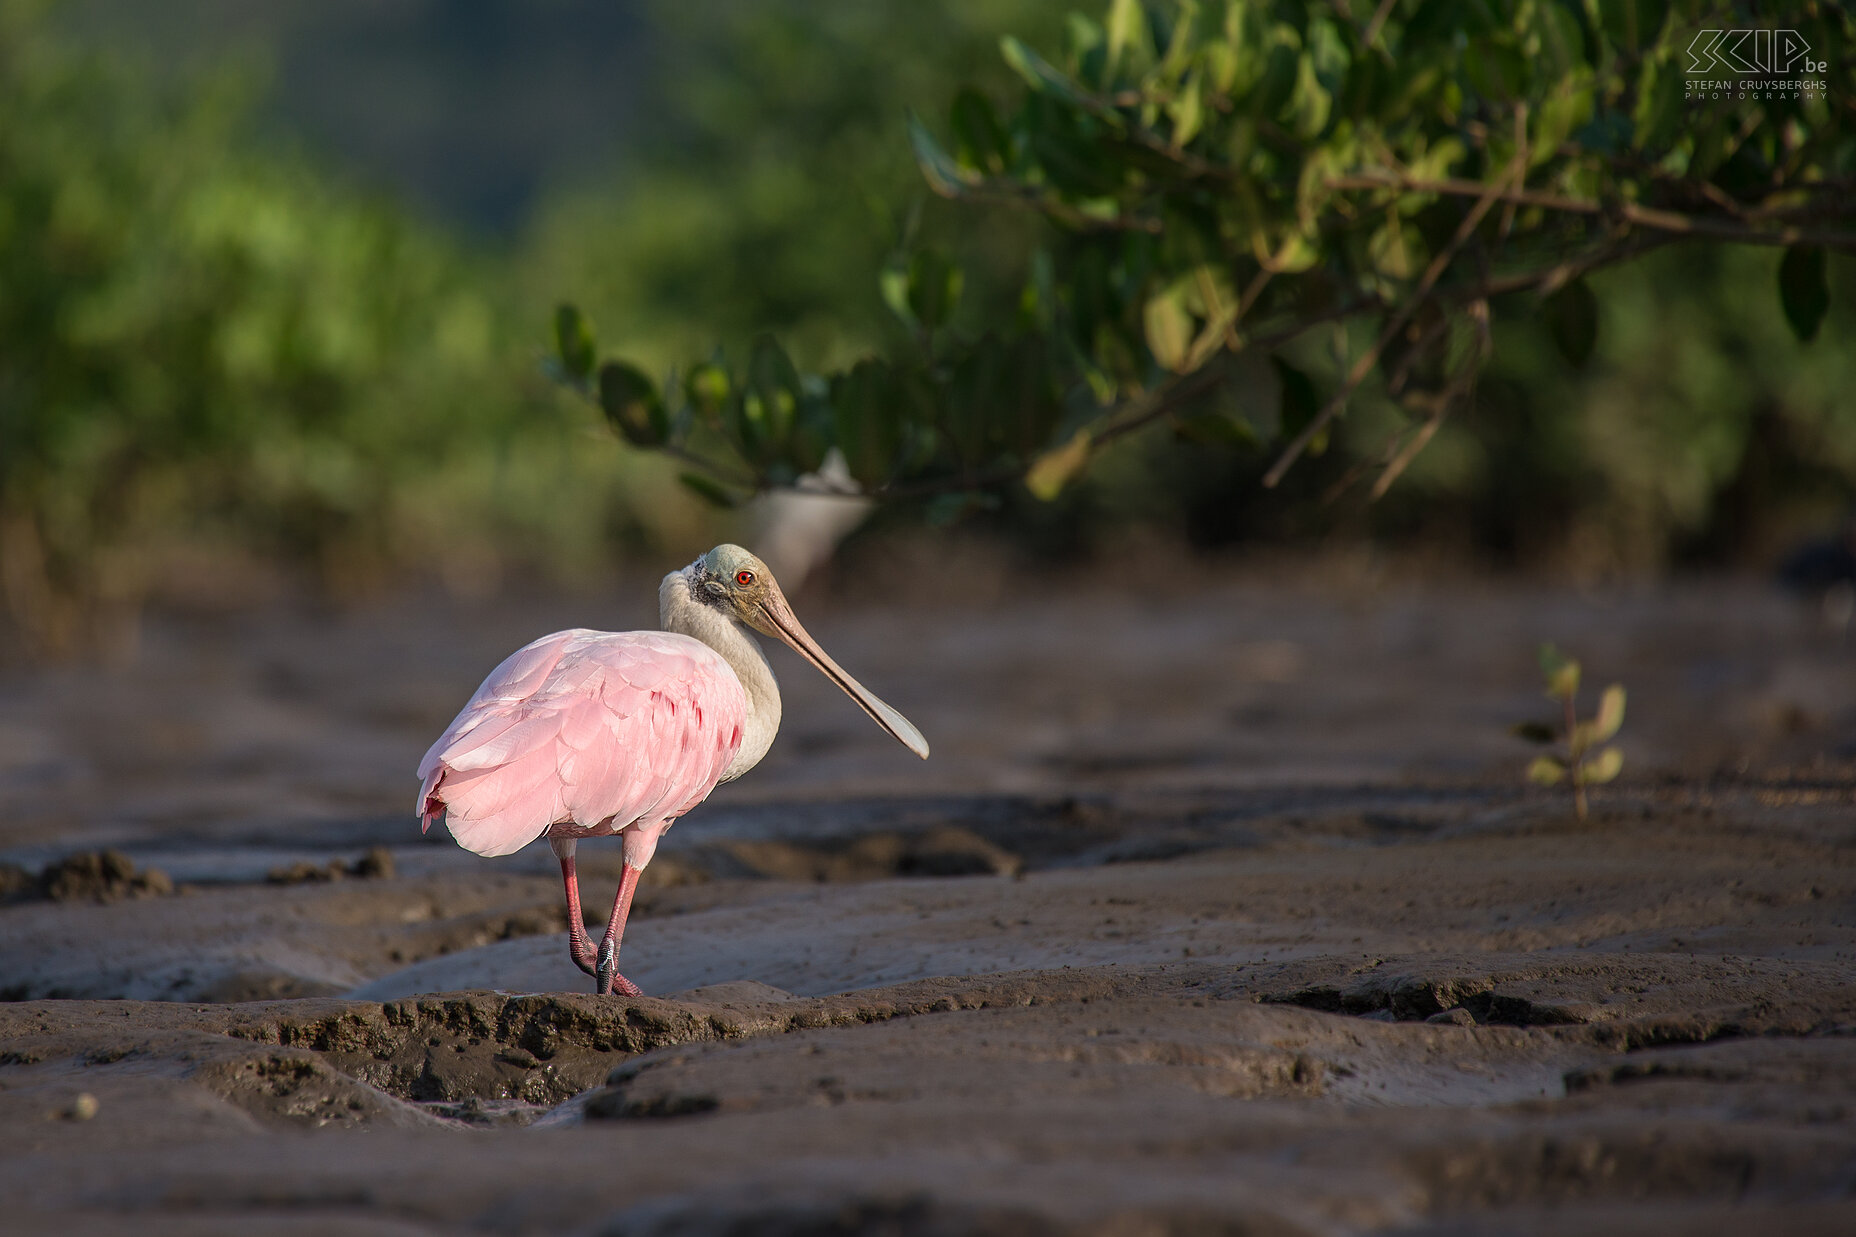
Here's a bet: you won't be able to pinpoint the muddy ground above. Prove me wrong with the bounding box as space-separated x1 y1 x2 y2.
1 547 1852 1234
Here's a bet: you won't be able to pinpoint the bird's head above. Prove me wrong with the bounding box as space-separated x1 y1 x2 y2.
692 543 777 627
685 543 928 760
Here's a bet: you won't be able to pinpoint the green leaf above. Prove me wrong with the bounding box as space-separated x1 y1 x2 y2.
597 361 667 446
1167 70 1204 148
1600 0 1667 56
1568 720 1597 756
1779 246 1829 344
1092 321 1141 393
1143 281 1194 372
1528 755 1568 787
1285 51 1332 139
1539 644 1581 700
745 334 803 450
1066 13 1107 88
1250 27 1299 117
1280 232 1321 274
1593 684 1626 742
1154 0 1198 81
1630 53 1683 152
879 260 914 328
949 89 1008 174
1543 279 1598 367
684 363 731 421
1001 35 1110 121
1408 137 1467 184
724 391 761 460
1368 219 1426 281
907 251 965 331
1584 745 1624 784
678 472 740 509
908 113 977 198
554 304 596 383
1306 17 1349 94
1203 36 1240 96
1025 428 1093 500
1532 0 1591 75
1531 70 1594 166
830 359 903 491
1544 664 1580 701
1103 0 1153 83
1511 720 1559 745
789 392 834 478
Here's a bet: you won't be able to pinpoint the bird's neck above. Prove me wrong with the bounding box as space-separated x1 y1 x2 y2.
659 570 781 781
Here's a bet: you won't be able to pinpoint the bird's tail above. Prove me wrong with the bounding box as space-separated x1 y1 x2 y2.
417 770 443 835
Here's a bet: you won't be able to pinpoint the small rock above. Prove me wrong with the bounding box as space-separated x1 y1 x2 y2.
351 846 396 879
66 1093 99 1121
266 860 344 885
897 826 1023 878
0 862 34 902
269 847 395 884
39 850 174 902
1426 1007 1477 1027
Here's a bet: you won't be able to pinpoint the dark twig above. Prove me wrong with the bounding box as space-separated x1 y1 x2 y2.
1263 113 1530 488
1361 0 1399 48
1329 172 1856 249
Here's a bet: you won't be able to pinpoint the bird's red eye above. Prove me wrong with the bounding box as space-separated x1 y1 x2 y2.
735 570 755 586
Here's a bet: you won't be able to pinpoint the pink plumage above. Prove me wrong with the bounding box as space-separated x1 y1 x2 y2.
414 544 926 998
416 628 747 858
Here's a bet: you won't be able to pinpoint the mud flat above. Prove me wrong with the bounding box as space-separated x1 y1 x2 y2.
1 558 1853 1234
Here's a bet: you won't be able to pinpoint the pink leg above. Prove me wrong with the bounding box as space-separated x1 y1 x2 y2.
559 850 598 978
595 864 645 997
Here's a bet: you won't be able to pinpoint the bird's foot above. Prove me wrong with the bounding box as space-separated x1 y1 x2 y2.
605 971 644 998
594 939 644 997
568 930 599 978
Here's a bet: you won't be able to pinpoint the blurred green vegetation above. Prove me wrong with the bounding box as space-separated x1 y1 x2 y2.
518 0 1072 374
0 0 708 655
2 0 1854 659
558 0 1854 576
1031 238 1855 574
60 0 655 234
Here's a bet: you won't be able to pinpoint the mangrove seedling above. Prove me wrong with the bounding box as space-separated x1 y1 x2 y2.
1515 645 1624 821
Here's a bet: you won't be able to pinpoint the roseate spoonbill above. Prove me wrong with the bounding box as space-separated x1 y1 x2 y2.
417 545 928 995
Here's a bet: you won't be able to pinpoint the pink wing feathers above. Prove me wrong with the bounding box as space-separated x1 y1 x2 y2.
417 629 747 857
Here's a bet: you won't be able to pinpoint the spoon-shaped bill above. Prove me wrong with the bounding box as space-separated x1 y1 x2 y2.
753 594 930 759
